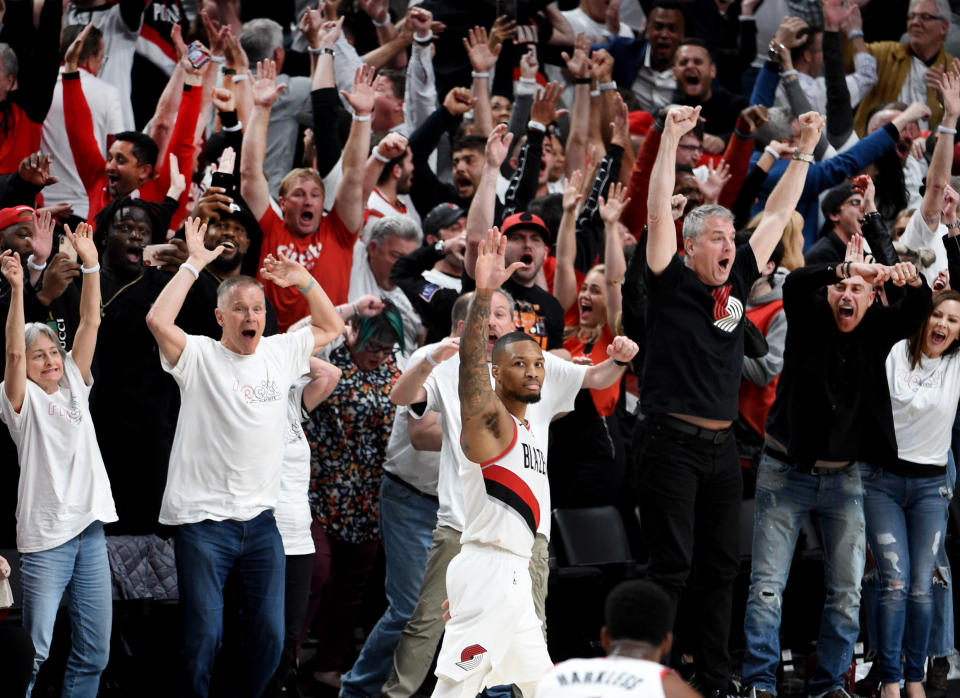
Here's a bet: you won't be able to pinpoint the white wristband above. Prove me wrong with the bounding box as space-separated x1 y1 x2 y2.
518 76 537 85
598 81 617 92
425 351 440 367
847 30 865 40
26 255 46 272
180 262 200 280
471 71 490 79
374 148 391 163
221 122 243 133
209 54 226 64
81 263 100 275
353 113 372 122
527 120 547 132
414 30 433 43
938 125 958 135
763 145 780 160
370 15 390 27
231 74 249 83
780 69 799 79
590 89 601 98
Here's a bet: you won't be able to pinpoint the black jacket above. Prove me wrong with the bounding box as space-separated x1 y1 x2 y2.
766 263 931 467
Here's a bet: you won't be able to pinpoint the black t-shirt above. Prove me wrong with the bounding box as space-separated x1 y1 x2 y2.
461 273 564 350
641 245 760 421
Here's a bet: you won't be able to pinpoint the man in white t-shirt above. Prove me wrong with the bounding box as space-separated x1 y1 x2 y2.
145 217 344 698
349 216 426 365
41 24 124 221
536 580 700 698
563 0 635 42
383 230 637 698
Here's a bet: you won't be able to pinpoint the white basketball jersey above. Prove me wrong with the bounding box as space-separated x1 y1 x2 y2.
459 414 550 558
535 656 670 698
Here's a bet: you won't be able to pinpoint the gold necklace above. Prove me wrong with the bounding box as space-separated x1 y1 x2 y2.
99 272 144 317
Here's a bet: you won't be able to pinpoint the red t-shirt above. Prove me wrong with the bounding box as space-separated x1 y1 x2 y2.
256 206 357 330
563 324 620 417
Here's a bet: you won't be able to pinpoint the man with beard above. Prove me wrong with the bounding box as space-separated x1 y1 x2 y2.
61 24 202 224
361 133 420 241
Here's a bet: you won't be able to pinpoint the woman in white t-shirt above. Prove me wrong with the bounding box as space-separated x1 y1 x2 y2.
862 289 960 698
0 222 117 697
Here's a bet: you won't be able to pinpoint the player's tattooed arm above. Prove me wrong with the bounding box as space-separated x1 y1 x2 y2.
459 288 496 421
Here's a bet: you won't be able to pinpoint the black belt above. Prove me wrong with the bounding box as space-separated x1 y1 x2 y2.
385 471 439 503
764 446 853 476
650 413 733 445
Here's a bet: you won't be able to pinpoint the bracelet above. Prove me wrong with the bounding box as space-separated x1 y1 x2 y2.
221 122 243 133
370 14 390 27
231 74 249 83
26 255 46 272
297 278 317 294
792 149 814 163
425 351 440 367
938 125 958 135
780 69 799 79
308 46 336 56
209 54 226 64
413 30 433 44
847 30 865 40
527 119 547 132
222 67 237 76
374 148 391 163
613 358 630 367
589 89 601 98
353 113 372 122
946 220 960 229
518 76 537 85
81 263 100 275
763 145 780 160
471 71 490 79
573 77 591 85
597 80 617 92
180 262 200 280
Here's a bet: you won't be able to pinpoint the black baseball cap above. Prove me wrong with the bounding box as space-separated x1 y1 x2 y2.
423 203 466 240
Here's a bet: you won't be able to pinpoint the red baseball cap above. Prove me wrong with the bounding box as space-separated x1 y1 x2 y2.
0 206 36 232
629 110 654 136
500 211 552 245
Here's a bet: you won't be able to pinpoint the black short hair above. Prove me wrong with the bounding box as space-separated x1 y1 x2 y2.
452 134 487 155
527 194 563 241
650 0 685 12
378 68 406 100
677 37 714 63
605 580 673 645
492 331 540 364
114 131 159 168
790 26 823 63
60 24 103 63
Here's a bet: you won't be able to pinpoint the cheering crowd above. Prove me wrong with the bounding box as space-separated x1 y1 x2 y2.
2 0 960 697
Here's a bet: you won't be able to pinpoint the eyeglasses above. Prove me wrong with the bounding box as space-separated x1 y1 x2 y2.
363 342 398 357
907 11 946 23
677 144 703 152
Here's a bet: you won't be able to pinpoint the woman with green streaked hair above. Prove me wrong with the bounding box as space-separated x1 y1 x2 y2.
298 300 405 692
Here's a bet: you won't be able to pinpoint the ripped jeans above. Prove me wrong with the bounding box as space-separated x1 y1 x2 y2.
741 453 866 696
861 464 952 684
928 454 956 657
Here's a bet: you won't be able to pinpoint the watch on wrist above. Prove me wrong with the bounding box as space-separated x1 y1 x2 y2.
792 149 814 163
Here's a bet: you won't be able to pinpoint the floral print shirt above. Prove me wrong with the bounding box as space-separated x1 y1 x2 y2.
305 344 400 543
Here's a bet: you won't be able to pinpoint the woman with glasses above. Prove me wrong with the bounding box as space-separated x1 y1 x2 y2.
298 300 405 694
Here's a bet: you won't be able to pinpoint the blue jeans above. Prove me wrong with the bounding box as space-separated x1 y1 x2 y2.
929 454 956 657
340 476 439 698
862 464 951 683
741 454 865 696
21 520 112 698
175 510 286 698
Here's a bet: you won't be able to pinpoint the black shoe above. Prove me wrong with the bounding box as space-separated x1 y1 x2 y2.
707 681 743 698
854 659 880 698
819 689 854 698
926 656 951 698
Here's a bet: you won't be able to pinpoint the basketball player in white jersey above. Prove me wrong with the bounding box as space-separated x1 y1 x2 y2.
429 228 638 698
535 580 703 698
